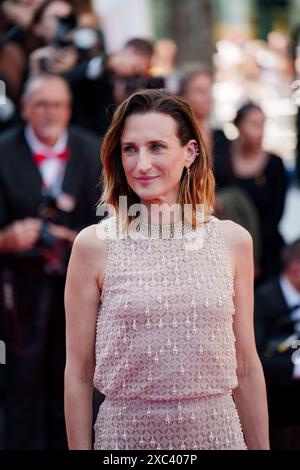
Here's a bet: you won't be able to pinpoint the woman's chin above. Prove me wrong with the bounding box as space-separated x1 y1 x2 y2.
131 186 162 201
135 192 160 202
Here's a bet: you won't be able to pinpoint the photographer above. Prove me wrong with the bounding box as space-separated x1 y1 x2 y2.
28 0 105 76
65 37 163 137
0 74 102 449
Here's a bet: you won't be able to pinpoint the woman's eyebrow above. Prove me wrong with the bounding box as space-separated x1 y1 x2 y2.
122 139 168 145
148 140 168 145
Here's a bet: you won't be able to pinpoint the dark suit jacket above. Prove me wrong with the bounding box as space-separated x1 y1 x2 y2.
0 125 105 446
0 124 102 232
0 124 103 351
255 278 300 426
254 278 296 385
212 128 231 189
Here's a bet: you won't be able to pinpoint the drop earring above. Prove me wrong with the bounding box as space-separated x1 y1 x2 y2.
186 166 190 187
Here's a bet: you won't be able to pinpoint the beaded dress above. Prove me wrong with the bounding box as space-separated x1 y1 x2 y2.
93 215 247 450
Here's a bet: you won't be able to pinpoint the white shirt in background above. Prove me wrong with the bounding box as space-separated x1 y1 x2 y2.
24 125 69 197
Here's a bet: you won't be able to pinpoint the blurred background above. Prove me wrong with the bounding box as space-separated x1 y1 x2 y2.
0 0 300 451
1 0 299 181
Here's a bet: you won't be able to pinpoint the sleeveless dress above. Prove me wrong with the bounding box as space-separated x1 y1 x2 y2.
93 215 247 450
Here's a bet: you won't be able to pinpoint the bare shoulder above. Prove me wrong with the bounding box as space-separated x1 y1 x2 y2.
220 220 253 277
220 219 253 251
72 224 107 258
71 223 108 288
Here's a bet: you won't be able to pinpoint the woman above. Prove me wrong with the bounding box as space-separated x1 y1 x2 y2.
179 65 231 163
180 68 262 278
214 103 288 281
64 89 269 450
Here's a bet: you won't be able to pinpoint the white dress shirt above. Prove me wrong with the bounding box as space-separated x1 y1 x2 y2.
279 274 300 378
24 125 69 197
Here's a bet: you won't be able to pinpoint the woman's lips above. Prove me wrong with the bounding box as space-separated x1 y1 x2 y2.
135 176 158 182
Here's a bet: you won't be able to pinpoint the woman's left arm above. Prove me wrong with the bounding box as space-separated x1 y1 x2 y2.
223 220 270 450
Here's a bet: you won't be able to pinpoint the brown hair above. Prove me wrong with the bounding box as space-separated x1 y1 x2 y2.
179 64 213 97
124 38 154 57
99 88 215 227
233 102 263 128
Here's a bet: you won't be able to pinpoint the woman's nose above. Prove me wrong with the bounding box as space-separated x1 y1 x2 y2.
136 150 152 172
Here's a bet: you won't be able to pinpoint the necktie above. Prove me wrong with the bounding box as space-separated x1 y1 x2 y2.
33 149 70 166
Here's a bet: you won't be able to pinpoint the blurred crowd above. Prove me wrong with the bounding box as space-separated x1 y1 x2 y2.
0 0 300 451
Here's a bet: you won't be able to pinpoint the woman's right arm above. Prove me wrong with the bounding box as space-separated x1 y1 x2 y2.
64 224 106 450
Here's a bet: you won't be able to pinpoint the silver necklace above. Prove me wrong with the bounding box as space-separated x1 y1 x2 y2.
136 219 192 239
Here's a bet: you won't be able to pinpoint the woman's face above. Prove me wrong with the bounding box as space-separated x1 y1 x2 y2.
121 112 196 205
237 108 265 149
183 73 212 121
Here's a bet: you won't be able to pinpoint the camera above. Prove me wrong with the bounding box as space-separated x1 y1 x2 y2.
52 12 103 57
52 12 77 48
36 192 72 275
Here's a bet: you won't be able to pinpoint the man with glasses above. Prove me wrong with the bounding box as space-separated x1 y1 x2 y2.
0 74 102 449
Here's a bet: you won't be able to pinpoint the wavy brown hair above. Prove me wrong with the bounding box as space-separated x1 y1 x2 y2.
99 88 215 226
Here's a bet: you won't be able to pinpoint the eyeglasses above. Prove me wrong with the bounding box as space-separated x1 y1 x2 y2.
32 101 70 111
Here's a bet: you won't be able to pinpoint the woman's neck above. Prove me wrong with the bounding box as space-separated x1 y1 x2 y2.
139 200 183 225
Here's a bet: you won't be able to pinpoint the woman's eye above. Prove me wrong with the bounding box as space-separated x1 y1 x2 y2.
123 146 136 153
150 143 163 152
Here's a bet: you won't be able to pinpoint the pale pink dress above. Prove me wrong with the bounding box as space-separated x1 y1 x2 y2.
93 215 247 450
